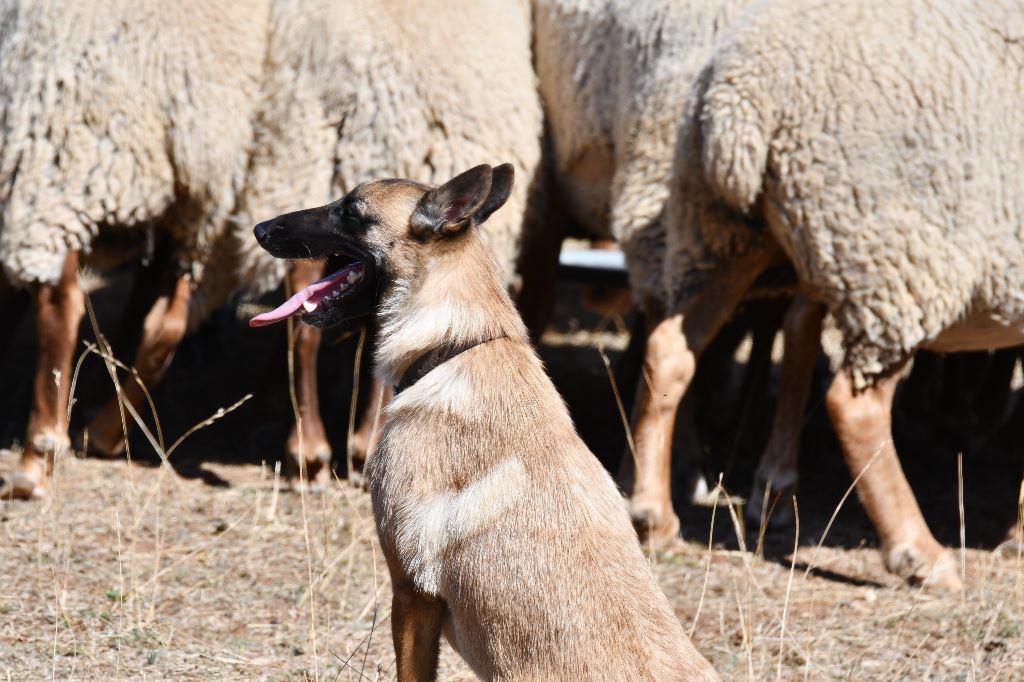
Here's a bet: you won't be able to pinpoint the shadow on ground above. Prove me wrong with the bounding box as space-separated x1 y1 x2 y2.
1 270 1021 564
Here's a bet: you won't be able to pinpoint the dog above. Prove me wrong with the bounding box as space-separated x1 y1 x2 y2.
251 164 719 681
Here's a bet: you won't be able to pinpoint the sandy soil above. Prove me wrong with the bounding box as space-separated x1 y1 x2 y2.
3 452 1022 680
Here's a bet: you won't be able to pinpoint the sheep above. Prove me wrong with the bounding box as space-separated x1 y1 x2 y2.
535 0 809 539
743 296 829 529
236 0 543 485
648 0 1024 588
0 0 543 497
0 0 270 499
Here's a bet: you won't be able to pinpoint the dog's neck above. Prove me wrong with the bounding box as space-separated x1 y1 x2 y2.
374 233 528 386
393 334 507 393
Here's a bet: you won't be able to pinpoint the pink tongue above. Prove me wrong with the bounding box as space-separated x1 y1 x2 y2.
249 262 364 328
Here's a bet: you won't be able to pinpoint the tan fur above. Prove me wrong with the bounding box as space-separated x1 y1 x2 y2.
825 366 961 589
0 251 83 499
370 186 717 680
257 169 719 680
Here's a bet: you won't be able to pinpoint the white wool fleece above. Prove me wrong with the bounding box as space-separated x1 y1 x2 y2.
533 0 754 304
0 0 268 299
234 0 543 297
665 0 1024 388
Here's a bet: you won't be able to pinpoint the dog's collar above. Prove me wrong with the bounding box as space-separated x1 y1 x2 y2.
393 335 507 395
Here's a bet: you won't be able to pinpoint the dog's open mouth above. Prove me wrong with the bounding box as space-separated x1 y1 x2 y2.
249 260 368 328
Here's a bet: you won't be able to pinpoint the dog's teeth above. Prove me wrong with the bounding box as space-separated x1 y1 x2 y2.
302 300 317 313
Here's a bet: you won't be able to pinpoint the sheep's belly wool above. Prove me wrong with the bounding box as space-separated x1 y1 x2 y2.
235 0 542 296
533 0 754 304
676 0 1024 386
0 0 268 288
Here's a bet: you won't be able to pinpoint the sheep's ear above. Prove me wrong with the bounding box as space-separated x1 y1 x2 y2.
411 164 515 239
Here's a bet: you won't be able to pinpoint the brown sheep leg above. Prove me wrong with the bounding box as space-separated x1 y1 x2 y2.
826 365 961 589
0 252 84 499
621 309 691 542
348 378 391 487
623 255 771 544
285 259 333 489
746 295 826 530
87 272 192 458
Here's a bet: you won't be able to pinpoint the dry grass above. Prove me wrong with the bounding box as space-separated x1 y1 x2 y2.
1 281 1022 680
0 451 474 680
2 452 1022 680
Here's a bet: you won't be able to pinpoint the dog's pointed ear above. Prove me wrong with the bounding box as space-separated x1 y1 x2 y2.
411 163 515 239
475 163 514 225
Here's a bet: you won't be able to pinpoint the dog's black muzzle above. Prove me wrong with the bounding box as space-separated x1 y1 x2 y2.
254 203 339 259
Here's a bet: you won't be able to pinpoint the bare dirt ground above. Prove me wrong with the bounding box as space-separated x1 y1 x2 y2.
2 277 1023 680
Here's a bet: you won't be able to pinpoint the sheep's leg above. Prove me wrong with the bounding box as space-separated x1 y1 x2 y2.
1005 519 1024 554
1 252 84 500
826 364 961 590
615 312 647 484
86 271 192 458
73 254 167 426
623 260 768 544
347 378 391 488
674 385 710 503
285 259 333 490
106 253 167 363
620 307 689 542
746 296 826 530
721 303 783 472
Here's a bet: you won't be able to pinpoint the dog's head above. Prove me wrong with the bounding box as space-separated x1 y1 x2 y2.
249 163 514 329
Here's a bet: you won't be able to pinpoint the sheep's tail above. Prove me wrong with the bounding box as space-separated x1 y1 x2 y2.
698 68 775 213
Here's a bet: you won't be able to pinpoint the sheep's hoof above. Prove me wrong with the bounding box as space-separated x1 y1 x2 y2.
290 471 333 493
346 469 368 491
347 434 369 468
744 480 796 533
688 475 716 506
83 403 131 456
0 459 46 501
995 524 1024 557
286 443 334 493
884 542 962 591
345 441 369 489
79 419 128 459
80 434 126 459
628 498 681 548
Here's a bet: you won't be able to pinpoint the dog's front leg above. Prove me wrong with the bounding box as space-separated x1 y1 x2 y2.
391 584 446 681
